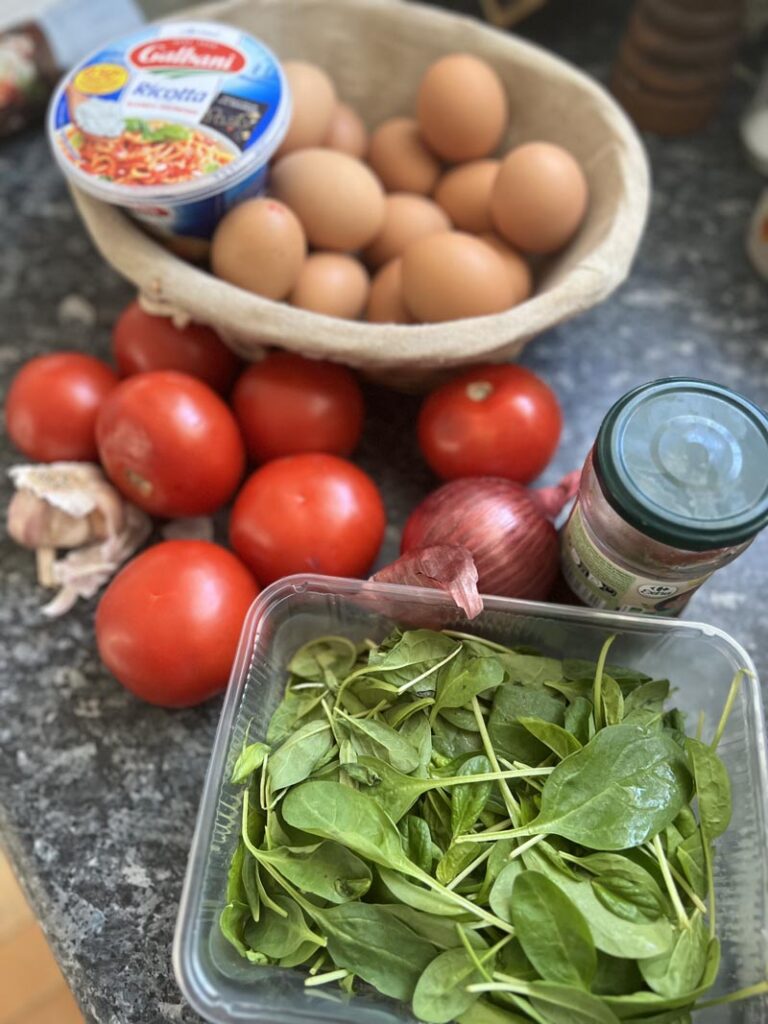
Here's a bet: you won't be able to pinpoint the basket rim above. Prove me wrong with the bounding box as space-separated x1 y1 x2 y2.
70 0 651 370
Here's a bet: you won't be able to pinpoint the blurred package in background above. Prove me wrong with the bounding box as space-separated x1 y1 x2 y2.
0 0 143 138
742 63 768 280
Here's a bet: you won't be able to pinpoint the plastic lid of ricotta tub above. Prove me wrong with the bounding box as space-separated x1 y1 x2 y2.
46 20 291 208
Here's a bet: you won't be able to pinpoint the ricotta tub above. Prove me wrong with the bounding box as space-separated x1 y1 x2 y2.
47 20 291 244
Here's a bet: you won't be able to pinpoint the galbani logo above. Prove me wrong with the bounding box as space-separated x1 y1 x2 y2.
129 38 246 73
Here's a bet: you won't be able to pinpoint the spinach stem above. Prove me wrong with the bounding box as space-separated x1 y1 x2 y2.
417 868 515 933
442 630 514 653
710 668 749 750
508 833 546 861
592 635 615 732
398 644 462 695
652 834 690 929
640 843 708 914
304 968 349 987
471 696 520 824
695 710 705 741
457 927 489 980
446 849 492 891
695 980 768 1008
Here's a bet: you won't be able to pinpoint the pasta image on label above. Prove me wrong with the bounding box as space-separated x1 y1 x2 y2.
47 21 291 239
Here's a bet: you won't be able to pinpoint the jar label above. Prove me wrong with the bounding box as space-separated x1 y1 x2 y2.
561 504 713 616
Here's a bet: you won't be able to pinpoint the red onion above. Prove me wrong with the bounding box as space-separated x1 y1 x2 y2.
400 473 580 605
372 544 483 619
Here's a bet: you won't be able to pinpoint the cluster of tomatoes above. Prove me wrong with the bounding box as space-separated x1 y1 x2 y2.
5 301 561 707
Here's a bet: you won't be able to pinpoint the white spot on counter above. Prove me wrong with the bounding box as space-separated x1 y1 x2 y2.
57 294 97 327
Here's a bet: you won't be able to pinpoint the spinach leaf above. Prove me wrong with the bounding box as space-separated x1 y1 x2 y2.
220 903 249 957
282 780 411 872
259 842 371 903
591 952 645 996
268 719 333 790
518 718 582 760
279 939 319 968
503 652 563 687
578 854 668 923
266 689 324 745
384 905 483 950
401 711 433 772
624 680 670 715
432 652 506 715
432 714 484 760
514 725 692 850
489 685 565 765
404 815 434 874
436 841 480 885
365 629 461 688
413 946 489 1023
458 1001 531 1024
440 707 482 732
685 737 732 839
511 870 597 988
289 635 358 680
451 755 493 836
639 914 709 998
243 895 315 959
523 980 622 1024
600 675 625 727
378 868 465 917
340 713 420 773
322 902 438 1000
231 741 270 785
488 859 522 922
498 936 539 982
675 833 707 898
564 697 593 745
523 846 674 959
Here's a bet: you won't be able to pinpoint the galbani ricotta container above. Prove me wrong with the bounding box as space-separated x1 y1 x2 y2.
47 20 291 242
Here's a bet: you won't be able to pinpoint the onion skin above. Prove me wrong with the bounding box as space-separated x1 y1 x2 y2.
401 476 574 602
372 544 482 618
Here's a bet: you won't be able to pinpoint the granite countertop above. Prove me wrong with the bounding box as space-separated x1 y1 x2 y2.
1 3 767 1023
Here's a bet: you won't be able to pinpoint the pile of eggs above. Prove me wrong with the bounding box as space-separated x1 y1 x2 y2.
210 54 589 324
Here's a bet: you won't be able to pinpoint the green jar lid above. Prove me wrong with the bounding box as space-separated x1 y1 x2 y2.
595 378 768 552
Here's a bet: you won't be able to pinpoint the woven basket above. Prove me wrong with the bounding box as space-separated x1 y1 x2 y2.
70 0 650 390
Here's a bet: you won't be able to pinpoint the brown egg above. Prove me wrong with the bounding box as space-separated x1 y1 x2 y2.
210 197 306 300
416 54 508 162
363 193 451 269
324 103 369 159
290 253 370 319
479 233 533 306
366 258 414 324
401 231 514 322
271 148 386 252
434 159 499 234
277 61 337 156
491 142 588 254
367 117 441 195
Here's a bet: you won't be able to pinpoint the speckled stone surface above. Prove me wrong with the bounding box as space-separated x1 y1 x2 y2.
1 3 767 1023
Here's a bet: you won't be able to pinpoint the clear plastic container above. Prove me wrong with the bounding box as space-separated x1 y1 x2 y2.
173 575 768 1024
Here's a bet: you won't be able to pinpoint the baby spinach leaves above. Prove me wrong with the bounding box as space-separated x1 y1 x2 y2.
510 871 596 988
219 629 760 1022
511 726 692 850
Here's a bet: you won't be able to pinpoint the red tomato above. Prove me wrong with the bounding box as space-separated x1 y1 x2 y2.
5 352 118 462
231 352 364 462
112 300 241 394
96 371 245 517
96 540 259 707
418 364 562 484
229 453 386 584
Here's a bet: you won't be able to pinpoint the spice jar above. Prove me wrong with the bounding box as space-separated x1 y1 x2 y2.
560 379 768 615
